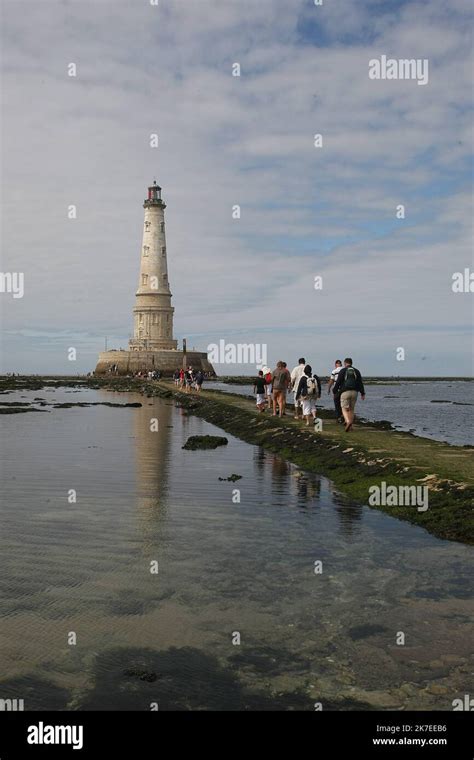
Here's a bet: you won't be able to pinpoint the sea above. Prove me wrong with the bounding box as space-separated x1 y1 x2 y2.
0 384 472 710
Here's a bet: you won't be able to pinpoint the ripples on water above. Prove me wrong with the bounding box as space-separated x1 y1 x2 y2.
210 380 474 446
0 388 473 710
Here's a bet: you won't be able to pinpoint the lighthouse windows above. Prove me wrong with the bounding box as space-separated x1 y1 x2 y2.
145 221 151 232
143 245 150 257
161 246 166 257
160 222 165 232
142 274 148 286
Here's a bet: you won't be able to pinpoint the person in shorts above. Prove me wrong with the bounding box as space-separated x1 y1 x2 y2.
333 357 365 432
271 361 291 416
195 369 204 393
262 366 273 406
253 370 267 412
295 365 321 426
185 366 194 392
290 357 306 419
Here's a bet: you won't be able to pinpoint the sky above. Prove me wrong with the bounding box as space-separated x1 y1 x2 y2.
0 0 472 376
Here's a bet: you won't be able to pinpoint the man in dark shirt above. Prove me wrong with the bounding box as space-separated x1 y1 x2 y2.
333 358 366 432
195 369 204 393
253 370 267 412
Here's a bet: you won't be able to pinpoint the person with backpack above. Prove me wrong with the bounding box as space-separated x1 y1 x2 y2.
290 357 306 420
333 357 365 432
327 359 344 423
295 365 321 426
271 361 291 416
262 366 273 407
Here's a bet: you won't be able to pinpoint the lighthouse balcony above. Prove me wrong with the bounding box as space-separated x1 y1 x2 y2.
129 338 178 352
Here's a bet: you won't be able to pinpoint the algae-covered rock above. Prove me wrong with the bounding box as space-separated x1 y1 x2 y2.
0 406 48 414
182 435 228 450
123 668 157 683
218 474 242 482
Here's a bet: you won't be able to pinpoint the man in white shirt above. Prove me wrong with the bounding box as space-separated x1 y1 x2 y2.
327 359 343 422
290 357 306 419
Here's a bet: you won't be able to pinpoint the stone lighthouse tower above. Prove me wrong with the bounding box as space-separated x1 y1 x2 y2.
94 180 215 376
129 181 177 351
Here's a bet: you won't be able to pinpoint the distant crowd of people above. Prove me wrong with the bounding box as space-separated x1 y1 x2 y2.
173 367 205 393
133 370 161 380
253 357 365 432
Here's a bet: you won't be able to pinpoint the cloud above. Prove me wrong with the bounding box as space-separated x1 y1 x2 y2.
0 0 472 375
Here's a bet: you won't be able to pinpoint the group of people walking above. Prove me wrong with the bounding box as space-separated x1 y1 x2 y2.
134 370 161 380
254 357 365 432
173 367 204 393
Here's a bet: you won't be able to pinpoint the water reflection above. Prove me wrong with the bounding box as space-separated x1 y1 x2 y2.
293 471 321 507
331 490 364 538
133 398 172 544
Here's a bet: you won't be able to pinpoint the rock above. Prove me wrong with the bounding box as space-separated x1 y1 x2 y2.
347 623 389 641
218 474 242 482
0 401 33 406
425 684 449 695
399 683 419 696
182 435 228 450
335 673 355 685
440 654 466 665
123 668 157 682
0 407 48 414
343 689 402 709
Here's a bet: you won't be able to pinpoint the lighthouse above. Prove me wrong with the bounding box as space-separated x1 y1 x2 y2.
94 180 215 377
129 181 177 351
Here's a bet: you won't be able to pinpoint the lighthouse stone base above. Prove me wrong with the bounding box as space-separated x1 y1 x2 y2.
94 349 215 377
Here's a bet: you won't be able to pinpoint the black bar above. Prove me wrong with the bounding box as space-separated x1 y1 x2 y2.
0 710 472 758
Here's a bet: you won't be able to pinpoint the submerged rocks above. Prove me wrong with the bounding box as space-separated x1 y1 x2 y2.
218 474 242 482
123 668 157 683
0 406 48 414
52 402 142 409
347 624 389 641
182 435 228 450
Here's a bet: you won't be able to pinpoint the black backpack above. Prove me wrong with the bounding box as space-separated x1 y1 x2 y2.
343 367 358 391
